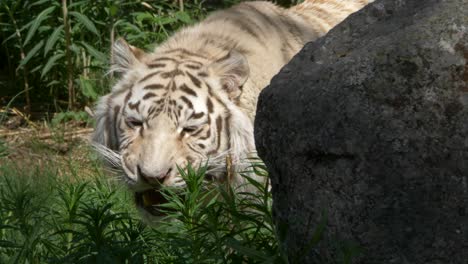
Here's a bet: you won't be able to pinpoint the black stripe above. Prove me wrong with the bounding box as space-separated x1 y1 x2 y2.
143 92 157 100
191 112 204 119
207 97 213 113
225 114 231 150
186 143 199 153
185 64 201 70
124 91 132 104
147 63 166 68
186 72 201 88
161 69 184 78
206 83 227 109
147 106 156 117
143 84 164 90
110 105 121 150
215 116 222 151
179 84 197 97
152 57 177 62
198 72 208 77
278 13 308 43
252 5 296 64
173 108 178 123
200 116 211 140
139 71 161 83
164 48 208 59
128 101 140 112
192 126 205 137
281 44 292 64
225 10 267 47
180 96 193 109
199 128 211 140
248 5 279 29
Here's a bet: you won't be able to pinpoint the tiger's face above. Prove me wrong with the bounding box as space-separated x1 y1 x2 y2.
93 39 254 217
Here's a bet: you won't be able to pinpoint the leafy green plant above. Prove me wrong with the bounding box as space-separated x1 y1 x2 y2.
51 110 90 126
0 140 7 158
0 0 210 112
0 155 362 263
152 162 286 263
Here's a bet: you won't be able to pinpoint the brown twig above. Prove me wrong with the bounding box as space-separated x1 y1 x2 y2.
0 128 93 140
10 107 37 128
179 0 184 12
62 0 75 110
6 8 31 113
225 154 234 186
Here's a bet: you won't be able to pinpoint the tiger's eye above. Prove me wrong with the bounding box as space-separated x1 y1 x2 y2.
126 118 143 128
182 126 197 133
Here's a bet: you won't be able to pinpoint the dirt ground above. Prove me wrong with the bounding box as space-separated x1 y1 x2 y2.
0 107 102 179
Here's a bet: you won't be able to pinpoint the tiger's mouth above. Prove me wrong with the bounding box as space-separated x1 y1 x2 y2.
134 189 169 216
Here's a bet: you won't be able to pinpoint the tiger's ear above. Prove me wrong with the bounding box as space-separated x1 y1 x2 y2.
210 50 249 100
111 38 145 73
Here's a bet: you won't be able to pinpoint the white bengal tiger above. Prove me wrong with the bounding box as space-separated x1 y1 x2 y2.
93 0 373 217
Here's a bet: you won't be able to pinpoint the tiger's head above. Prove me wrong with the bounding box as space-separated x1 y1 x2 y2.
93 39 255 217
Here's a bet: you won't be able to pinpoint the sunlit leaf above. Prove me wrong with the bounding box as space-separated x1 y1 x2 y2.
175 11 192 24
41 52 64 78
18 40 44 68
23 6 56 47
30 0 52 7
80 41 107 63
44 25 63 56
79 76 98 100
109 4 118 17
69 11 100 37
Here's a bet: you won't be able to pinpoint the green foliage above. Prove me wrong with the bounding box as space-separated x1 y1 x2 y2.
51 110 90 126
0 157 360 263
0 0 304 112
0 140 7 158
0 0 211 111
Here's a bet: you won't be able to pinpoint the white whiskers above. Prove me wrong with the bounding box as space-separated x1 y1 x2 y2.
92 142 122 168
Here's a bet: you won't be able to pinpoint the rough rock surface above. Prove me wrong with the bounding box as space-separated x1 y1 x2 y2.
255 0 468 263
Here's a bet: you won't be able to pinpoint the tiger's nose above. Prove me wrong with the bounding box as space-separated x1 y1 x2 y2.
137 166 172 185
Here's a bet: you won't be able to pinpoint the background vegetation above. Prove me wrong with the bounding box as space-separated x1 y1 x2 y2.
0 0 358 263
0 0 303 114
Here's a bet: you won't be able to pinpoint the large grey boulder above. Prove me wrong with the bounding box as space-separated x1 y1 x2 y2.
255 0 468 263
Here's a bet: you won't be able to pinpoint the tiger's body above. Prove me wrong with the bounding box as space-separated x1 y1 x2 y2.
93 0 373 217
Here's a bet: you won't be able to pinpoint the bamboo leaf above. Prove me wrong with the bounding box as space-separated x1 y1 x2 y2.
30 65 43 73
23 6 56 47
175 11 192 24
30 0 52 7
41 53 64 78
79 76 98 100
69 11 100 37
80 42 107 63
225 237 270 260
44 25 63 56
46 80 60 87
3 20 33 45
135 12 154 23
18 40 44 68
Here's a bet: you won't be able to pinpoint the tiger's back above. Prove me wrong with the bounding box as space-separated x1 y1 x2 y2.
93 0 373 218
156 0 373 120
